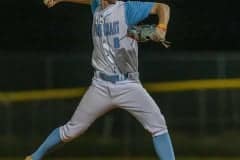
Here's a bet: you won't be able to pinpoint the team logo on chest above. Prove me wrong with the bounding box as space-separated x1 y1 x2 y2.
95 21 119 37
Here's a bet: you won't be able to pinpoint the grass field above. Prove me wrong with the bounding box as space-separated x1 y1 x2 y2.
1 157 239 160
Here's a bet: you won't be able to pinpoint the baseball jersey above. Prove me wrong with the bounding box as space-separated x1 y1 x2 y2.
91 0 154 74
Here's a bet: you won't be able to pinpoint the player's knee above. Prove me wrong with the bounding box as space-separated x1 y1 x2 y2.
150 125 168 137
145 115 168 137
59 121 90 142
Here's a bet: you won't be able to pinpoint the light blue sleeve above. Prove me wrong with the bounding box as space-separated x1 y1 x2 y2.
124 1 154 26
91 0 100 14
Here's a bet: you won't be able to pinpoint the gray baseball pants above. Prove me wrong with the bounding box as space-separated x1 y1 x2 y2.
60 78 168 142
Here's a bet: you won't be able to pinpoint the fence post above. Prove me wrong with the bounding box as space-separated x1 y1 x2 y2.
123 113 131 157
217 55 227 132
45 56 54 89
198 90 207 135
4 102 13 137
231 91 240 129
102 115 114 142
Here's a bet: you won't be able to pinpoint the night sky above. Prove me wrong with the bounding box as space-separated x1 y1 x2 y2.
0 0 239 53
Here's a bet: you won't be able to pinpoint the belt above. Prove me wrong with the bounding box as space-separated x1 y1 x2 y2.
94 71 139 83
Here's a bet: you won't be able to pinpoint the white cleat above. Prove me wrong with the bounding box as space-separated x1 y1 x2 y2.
24 156 32 160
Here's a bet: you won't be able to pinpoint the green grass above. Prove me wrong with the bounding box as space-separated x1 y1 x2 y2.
1 157 240 160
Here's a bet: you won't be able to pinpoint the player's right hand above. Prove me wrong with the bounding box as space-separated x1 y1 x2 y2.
43 0 60 8
154 27 166 42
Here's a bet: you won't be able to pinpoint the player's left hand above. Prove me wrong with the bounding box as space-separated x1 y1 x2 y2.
153 27 166 42
127 24 171 48
154 27 171 48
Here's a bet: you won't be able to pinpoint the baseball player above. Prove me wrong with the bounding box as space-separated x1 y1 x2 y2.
25 0 175 159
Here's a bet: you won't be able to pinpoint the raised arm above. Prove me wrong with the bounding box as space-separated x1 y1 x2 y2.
43 0 91 8
150 3 170 32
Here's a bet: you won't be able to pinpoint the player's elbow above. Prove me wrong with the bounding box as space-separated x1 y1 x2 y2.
159 3 170 14
151 3 170 15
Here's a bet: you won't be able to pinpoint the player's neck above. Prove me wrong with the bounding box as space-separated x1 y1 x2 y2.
101 1 110 9
101 0 116 9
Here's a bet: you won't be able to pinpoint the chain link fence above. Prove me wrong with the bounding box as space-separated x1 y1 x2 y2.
0 52 240 157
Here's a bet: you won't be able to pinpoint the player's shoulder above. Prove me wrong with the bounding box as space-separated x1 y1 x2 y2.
117 0 125 4
115 0 125 6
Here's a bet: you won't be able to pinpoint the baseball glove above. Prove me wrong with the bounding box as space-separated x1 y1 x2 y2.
127 25 171 48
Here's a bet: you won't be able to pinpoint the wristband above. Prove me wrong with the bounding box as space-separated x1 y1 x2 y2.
157 24 167 31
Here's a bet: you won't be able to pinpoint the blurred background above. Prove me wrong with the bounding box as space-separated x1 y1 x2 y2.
0 0 240 159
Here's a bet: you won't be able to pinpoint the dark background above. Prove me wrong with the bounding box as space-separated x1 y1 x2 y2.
0 0 239 53
0 0 240 158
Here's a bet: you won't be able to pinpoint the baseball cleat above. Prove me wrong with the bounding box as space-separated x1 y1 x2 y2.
24 156 32 160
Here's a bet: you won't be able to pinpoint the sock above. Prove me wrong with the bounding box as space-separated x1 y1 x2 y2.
31 127 62 160
153 133 175 160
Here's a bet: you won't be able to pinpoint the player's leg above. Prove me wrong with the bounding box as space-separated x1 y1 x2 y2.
59 82 113 142
28 128 61 160
152 132 175 160
27 81 113 160
115 82 175 160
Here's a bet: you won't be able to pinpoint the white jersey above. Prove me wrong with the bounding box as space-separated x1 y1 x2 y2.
91 1 138 74
59 1 172 156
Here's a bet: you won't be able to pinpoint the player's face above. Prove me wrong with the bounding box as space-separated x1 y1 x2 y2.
105 0 117 4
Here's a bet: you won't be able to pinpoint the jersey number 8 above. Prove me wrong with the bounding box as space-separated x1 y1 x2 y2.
114 37 120 49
